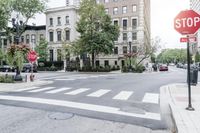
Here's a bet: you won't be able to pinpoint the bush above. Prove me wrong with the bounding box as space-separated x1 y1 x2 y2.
0 75 14 83
134 65 145 73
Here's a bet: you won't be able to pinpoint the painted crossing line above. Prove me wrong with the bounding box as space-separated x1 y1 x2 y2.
28 87 55 93
142 93 159 104
65 88 90 95
14 87 40 92
87 89 111 97
55 79 75 81
0 95 161 120
45 87 72 94
113 91 133 100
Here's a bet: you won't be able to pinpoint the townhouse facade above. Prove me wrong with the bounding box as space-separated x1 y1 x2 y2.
45 5 79 62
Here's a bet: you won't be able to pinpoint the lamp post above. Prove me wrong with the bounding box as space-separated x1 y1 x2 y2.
128 32 132 71
12 16 24 81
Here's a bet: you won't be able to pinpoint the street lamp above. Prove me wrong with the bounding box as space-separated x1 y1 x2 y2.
12 16 24 81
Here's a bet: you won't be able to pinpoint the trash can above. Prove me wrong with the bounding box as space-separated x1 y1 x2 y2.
188 68 198 86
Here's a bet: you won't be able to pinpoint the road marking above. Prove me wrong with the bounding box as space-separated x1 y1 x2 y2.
0 95 161 120
14 87 40 92
45 87 72 94
87 89 111 97
76 77 88 79
113 91 133 100
55 79 75 81
142 93 159 104
65 88 90 95
28 87 55 93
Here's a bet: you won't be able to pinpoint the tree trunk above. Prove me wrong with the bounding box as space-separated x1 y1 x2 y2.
92 52 95 68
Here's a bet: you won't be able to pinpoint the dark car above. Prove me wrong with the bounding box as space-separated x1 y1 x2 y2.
0 65 15 72
22 63 37 72
159 64 168 71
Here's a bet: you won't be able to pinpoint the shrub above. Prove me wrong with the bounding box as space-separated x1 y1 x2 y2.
0 75 14 83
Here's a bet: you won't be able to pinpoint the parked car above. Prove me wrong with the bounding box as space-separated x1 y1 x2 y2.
0 65 15 72
159 64 168 71
22 63 37 72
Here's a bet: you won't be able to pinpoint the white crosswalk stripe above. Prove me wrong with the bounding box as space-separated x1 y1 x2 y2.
87 89 111 97
55 79 75 81
142 93 159 104
113 91 133 100
28 87 55 93
45 87 72 94
65 88 90 95
14 87 40 92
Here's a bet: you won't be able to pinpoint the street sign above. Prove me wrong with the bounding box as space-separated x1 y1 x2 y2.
180 37 188 42
180 37 197 43
27 50 37 63
174 10 200 35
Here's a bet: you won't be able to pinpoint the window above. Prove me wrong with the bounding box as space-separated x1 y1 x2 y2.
123 33 127 41
49 32 54 42
123 19 127 30
66 0 69 6
3 39 7 46
133 5 137 12
14 36 17 43
26 34 30 44
113 7 118 15
96 0 100 3
123 46 127 54
114 47 118 54
57 31 61 41
21 36 24 43
132 46 137 53
66 16 69 24
49 49 54 61
115 61 118 65
31 34 36 43
57 49 62 61
132 32 137 40
50 18 53 26
132 18 137 29
104 0 109 3
66 30 70 41
113 0 117 2
113 20 118 26
57 17 61 25
104 60 109 66
105 8 109 14
122 6 127 14
96 60 100 67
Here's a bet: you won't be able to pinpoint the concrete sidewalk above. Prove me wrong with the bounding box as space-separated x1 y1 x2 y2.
161 83 200 133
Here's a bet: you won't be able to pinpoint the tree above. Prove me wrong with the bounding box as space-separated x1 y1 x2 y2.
76 0 119 68
136 37 161 66
35 38 48 62
195 52 200 63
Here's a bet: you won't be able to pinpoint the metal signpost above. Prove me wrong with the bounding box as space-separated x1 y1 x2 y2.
174 10 200 111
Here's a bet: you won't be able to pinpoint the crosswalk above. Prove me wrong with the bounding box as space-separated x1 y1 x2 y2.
12 86 160 104
40 74 111 81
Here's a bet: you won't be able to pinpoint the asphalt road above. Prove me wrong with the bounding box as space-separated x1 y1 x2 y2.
0 67 191 132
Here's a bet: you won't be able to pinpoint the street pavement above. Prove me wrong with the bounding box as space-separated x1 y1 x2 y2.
0 67 191 133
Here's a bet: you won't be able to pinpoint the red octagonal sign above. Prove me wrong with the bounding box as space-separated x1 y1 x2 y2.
174 10 200 35
27 50 37 63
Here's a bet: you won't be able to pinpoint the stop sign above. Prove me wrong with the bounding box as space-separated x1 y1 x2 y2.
174 10 200 35
27 50 37 63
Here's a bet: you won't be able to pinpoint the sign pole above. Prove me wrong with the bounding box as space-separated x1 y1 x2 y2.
186 35 195 111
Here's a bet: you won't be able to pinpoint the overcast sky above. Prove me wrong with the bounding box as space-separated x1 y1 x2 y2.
29 0 190 49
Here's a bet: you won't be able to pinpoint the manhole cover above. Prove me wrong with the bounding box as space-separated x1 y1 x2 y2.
48 112 74 120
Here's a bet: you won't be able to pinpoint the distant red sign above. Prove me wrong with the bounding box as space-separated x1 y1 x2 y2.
27 50 37 63
180 37 188 42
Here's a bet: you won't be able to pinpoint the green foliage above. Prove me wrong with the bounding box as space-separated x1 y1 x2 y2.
0 75 14 83
195 52 200 62
6 44 30 70
75 0 119 67
157 49 187 63
35 38 48 61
